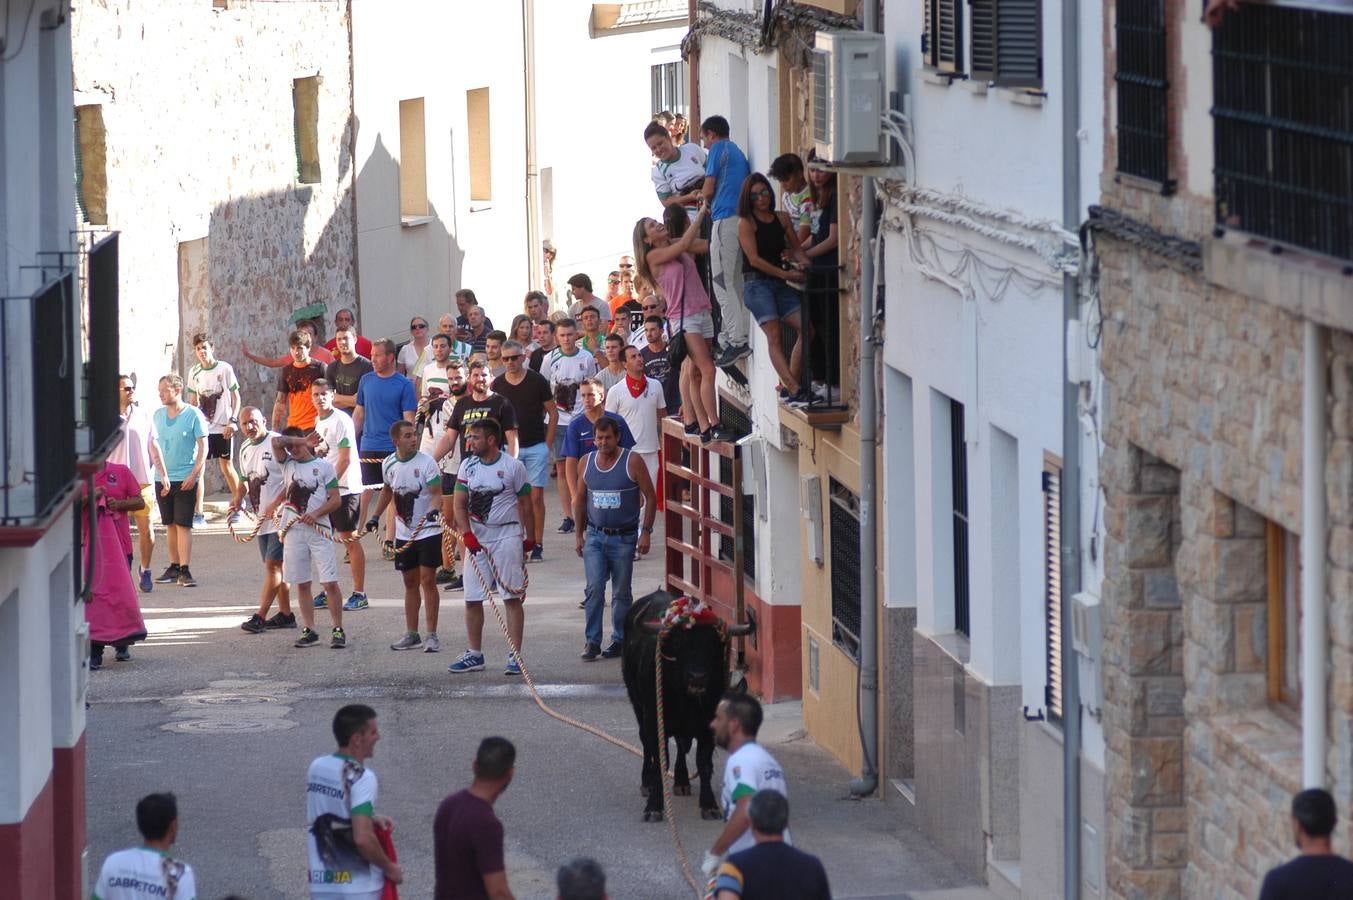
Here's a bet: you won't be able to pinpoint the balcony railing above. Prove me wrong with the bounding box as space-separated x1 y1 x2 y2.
782 263 848 418
1 273 78 529
1212 3 1353 262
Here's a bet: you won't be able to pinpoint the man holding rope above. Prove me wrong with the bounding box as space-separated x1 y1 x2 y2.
449 419 535 676
311 379 369 612
366 421 445 653
263 428 347 649
231 407 296 634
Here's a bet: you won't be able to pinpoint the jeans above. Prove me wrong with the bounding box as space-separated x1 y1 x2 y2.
583 526 637 646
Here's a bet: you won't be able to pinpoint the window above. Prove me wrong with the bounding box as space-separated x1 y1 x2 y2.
1043 466 1063 721
829 479 862 661
293 76 321 185
399 97 428 218
968 0 1042 87
466 88 492 203
922 0 963 73
74 105 107 225
650 60 687 116
1266 522 1301 706
1213 4 1353 262
1114 0 1170 185
950 399 970 635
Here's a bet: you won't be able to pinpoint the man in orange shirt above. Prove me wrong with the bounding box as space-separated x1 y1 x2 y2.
272 330 325 432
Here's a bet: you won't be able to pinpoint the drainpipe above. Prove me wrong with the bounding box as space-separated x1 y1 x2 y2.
1301 320 1328 787
522 0 541 290
848 0 880 798
687 0 700 129
1060 0 1083 893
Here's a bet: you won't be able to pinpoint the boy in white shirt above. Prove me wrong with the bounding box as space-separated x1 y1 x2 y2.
92 793 197 900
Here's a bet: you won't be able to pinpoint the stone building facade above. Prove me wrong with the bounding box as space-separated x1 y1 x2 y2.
1096 1 1353 896
72 0 357 415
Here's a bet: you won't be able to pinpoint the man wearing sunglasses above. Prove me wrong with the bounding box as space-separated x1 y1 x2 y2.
110 374 166 592
492 340 556 561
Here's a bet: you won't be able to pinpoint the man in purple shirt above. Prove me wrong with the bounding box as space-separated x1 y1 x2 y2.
433 737 516 900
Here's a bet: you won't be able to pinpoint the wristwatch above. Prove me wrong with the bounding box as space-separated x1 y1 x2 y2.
641 526 654 535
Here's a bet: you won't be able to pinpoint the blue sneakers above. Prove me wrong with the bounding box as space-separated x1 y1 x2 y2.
312 591 327 609
504 654 522 676
448 650 486 673
139 568 153 593
343 592 369 611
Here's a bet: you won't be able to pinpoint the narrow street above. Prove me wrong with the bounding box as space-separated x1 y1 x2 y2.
85 493 993 900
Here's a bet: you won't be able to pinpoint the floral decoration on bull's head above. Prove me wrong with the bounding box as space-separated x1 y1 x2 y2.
660 596 720 632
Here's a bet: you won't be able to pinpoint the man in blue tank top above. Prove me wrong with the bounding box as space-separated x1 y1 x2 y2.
572 416 656 660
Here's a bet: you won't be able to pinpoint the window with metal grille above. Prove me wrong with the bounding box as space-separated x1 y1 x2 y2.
951 399 970 636
1043 467 1063 722
650 61 687 117
829 479 862 661
968 0 1042 87
1212 4 1353 262
922 0 963 73
1115 0 1170 185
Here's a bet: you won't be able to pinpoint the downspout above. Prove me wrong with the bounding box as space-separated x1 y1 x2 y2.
1060 0 1083 893
522 0 541 290
687 0 699 129
848 0 880 798
1301 321 1328 787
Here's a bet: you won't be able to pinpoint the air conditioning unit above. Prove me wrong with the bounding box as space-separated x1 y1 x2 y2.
812 31 886 166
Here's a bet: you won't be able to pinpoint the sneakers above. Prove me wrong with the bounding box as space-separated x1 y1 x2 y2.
343 592 369 611
423 632 441 653
294 628 320 648
115 646 132 662
192 513 207 528
504 654 522 676
312 591 328 609
330 627 347 649
715 343 751 367
241 614 266 634
557 517 575 534
600 640 623 659
684 421 701 436
435 567 457 584
89 651 103 671
176 567 197 587
265 611 297 629
529 545 543 563
702 427 736 444
139 568 153 593
154 564 181 584
441 572 464 591
448 650 486 673
227 510 244 526
580 642 601 662
390 632 422 651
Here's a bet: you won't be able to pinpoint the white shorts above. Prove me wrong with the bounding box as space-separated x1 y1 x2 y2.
637 450 659 487
463 529 525 602
283 523 339 585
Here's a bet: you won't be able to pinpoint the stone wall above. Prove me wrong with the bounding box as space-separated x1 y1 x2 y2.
72 0 357 422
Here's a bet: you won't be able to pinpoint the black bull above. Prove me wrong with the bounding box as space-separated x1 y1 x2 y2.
621 590 752 822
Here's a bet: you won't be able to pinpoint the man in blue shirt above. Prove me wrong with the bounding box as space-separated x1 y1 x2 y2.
151 374 209 587
353 338 417 524
700 114 753 368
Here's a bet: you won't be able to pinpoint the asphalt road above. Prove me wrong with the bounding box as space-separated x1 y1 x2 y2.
85 494 993 900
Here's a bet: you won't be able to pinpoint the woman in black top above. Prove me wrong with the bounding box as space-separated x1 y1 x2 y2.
736 173 812 398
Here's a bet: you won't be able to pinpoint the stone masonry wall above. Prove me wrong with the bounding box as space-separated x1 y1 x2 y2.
73 0 357 421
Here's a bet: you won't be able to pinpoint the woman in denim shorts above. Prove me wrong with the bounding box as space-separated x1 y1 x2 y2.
736 172 812 401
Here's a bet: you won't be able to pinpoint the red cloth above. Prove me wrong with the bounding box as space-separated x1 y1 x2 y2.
377 824 399 900
625 373 647 398
326 334 374 359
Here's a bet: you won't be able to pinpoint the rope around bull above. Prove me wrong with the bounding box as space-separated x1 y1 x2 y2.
463 544 705 897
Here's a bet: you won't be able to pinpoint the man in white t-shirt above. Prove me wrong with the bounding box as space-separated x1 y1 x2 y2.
367 420 445 653
647 120 708 220
264 429 346 650
416 332 460 399
92 793 197 900
306 704 402 899
703 693 790 879
187 332 242 525
231 407 295 635
542 318 599 535
111 374 166 593
606 346 666 556
312 380 368 612
420 359 468 591
450 419 535 676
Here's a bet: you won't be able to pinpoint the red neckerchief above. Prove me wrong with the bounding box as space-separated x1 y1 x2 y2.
625 373 647 398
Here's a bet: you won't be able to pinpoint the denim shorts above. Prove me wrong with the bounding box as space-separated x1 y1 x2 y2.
742 275 802 325
257 531 284 564
675 309 716 339
518 442 550 488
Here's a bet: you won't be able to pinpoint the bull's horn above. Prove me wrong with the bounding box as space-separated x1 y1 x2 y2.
727 621 755 636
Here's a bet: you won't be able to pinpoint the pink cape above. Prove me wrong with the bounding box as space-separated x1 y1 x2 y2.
84 463 147 645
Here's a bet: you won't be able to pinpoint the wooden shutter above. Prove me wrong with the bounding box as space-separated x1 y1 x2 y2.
923 0 936 68
1043 468 1063 721
995 0 1041 87
970 0 997 81
937 0 963 73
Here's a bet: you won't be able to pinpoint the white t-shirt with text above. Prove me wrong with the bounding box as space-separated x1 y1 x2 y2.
314 409 362 496
187 361 239 434
721 742 790 855
93 847 198 900
381 451 442 541
305 753 384 897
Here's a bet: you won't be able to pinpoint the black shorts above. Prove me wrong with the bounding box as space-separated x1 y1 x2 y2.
331 494 360 532
206 433 232 459
359 459 384 492
155 481 195 528
393 534 441 572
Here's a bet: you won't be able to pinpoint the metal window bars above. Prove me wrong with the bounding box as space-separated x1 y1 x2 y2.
1115 0 1171 186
